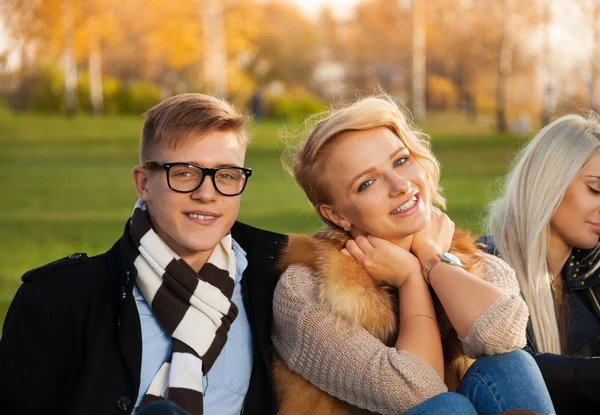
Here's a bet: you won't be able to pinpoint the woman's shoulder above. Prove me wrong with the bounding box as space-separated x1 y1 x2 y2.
476 251 520 293
276 264 320 300
475 234 499 256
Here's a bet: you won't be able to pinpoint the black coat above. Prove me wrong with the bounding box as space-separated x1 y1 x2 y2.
478 235 600 415
0 221 288 415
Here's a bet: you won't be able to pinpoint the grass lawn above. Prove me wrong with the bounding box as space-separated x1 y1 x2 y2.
0 111 528 325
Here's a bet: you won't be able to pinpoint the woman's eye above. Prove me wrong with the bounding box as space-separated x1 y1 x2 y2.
588 186 600 195
358 180 373 192
394 157 408 167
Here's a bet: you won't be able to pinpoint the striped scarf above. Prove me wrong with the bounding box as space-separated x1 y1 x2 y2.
129 200 238 414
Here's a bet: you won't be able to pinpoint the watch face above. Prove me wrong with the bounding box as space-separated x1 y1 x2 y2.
440 252 463 266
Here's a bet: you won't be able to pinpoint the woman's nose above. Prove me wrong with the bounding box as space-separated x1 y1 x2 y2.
389 173 410 196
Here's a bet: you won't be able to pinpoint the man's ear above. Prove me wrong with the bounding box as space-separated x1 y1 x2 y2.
319 204 350 229
132 166 151 201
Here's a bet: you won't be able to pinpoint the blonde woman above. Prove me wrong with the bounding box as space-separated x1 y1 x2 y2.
485 114 600 415
272 95 555 415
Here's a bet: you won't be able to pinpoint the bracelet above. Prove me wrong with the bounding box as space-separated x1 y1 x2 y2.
399 313 441 336
421 256 440 285
422 252 465 284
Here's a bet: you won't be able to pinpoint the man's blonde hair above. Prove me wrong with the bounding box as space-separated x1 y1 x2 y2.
140 93 248 162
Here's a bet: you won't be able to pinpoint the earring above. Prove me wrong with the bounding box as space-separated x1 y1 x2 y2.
343 225 350 232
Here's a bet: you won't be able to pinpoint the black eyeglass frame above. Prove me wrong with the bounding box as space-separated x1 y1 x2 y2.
143 161 252 196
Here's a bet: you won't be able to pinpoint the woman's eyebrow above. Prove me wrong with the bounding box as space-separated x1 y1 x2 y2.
349 147 408 188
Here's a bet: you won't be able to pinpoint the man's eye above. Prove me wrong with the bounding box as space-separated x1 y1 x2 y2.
394 157 408 167
217 169 241 180
171 170 192 177
358 180 373 192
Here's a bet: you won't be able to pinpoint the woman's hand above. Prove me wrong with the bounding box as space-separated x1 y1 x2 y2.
341 235 422 287
411 207 454 265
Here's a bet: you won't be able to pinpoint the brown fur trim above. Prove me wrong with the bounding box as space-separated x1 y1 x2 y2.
274 227 486 414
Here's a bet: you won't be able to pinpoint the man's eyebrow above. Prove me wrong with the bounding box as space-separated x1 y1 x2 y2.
348 147 407 188
184 161 243 168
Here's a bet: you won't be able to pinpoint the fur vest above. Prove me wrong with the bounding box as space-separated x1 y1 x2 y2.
273 227 487 414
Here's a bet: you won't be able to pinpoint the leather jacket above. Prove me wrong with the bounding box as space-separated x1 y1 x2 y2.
477 235 600 415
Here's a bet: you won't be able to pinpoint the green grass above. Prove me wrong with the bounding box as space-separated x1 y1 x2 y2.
0 112 528 325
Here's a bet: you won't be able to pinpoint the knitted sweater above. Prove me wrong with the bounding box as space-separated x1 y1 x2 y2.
272 253 528 414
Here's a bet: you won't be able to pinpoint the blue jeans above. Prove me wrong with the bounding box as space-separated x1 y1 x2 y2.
405 350 555 415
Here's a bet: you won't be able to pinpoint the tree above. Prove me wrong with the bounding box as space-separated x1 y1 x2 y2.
61 0 77 116
590 0 600 112
247 1 319 86
346 0 412 93
412 0 426 122
541 0 555 126
497 0 515 132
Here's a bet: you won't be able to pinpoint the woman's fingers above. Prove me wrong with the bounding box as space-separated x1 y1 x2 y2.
344 239 366 262
354 235 375 253
366 234 385 247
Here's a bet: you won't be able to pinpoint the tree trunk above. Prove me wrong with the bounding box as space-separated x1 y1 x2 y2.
590 0 599 113
62 0 77 117
202 0 227 98
88 42 104 116
87 0 104 116
412 0 426 123
541 1 554 126
497 0 514 133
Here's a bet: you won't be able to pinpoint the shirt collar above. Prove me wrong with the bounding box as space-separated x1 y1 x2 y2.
231 238 248 285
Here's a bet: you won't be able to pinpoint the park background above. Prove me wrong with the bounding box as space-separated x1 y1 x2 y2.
1 0 599 325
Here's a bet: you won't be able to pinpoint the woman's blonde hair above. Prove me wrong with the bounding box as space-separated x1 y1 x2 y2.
289 94 445 228
489 113 600 354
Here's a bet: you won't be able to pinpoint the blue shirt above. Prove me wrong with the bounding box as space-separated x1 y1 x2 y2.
133 239 252 414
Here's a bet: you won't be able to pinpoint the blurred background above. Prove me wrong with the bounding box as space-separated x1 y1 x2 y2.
0 0 599 323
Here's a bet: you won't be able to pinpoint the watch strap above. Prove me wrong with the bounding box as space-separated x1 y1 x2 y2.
422 252 464 285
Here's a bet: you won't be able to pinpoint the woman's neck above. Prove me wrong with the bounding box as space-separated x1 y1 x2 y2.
547 232 572 277
393 234 414 251
348 229 414 251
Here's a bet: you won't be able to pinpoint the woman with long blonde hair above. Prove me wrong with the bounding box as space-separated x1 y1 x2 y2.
486 114 600 415
272 95 555 415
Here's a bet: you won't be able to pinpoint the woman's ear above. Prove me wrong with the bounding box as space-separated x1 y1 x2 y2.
319 204 351 229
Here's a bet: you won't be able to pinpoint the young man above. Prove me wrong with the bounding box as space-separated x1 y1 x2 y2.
0 94 288 415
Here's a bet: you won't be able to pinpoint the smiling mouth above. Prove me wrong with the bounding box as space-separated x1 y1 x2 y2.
390 194 418 215
187 213 217 220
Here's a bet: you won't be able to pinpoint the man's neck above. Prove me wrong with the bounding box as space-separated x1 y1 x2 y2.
181 250 214 273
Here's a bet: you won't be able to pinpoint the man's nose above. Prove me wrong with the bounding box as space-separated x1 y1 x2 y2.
191 175 219 201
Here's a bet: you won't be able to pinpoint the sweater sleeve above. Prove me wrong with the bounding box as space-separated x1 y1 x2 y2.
272 264 447 415
460 253 529 358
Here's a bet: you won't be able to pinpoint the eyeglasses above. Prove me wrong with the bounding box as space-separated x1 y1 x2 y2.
143 161 252 196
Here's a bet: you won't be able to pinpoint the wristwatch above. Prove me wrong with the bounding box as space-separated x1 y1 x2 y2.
422 252 464 285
